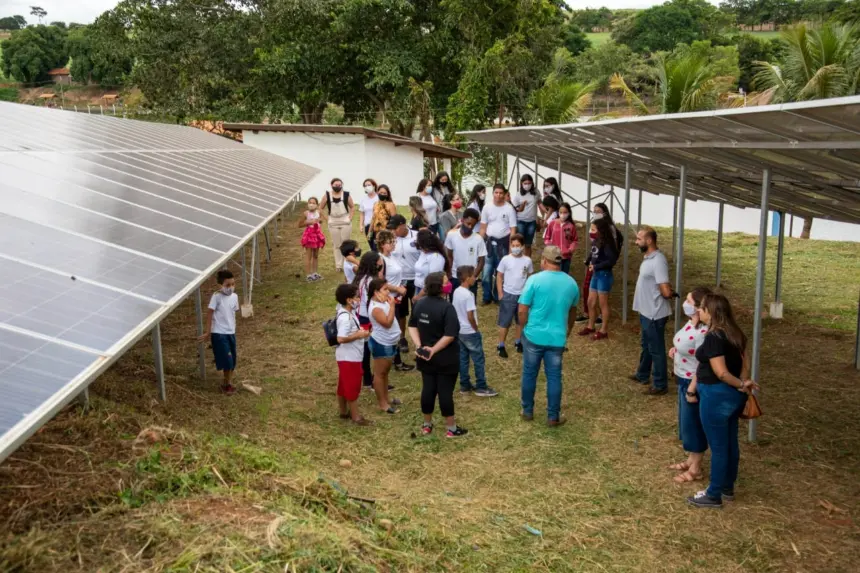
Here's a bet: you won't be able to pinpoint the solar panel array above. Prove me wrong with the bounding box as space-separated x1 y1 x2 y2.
460 96 860 224
0 102 318 461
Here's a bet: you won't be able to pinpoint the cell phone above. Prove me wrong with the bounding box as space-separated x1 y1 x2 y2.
416 347 431 359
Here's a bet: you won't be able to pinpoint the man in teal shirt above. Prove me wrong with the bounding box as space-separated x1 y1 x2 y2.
517 246 580 426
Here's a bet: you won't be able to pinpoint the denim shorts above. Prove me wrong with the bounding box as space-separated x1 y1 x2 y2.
368 337 397 359
497 292 520 327
590 269 614 294
210 333 237 371
517 220 537 246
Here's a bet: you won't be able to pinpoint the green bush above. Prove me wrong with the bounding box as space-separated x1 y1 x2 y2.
0 86 18 102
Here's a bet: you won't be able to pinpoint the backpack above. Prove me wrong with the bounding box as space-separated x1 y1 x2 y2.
323 310 359 347
325 190 350 215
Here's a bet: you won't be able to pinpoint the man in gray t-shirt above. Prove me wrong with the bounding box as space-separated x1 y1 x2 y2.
631 226 676 395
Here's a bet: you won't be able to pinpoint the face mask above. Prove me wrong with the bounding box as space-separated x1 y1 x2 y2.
511 246 523 256
592 212 603 220
543 186 553 194
559 212 569 221
441 282 453 295
308 204 318 211
589 232 597 240
460 225 473 237
221 286 233 296
364 185 374 194
452 200 462 210
639 245 648 253
478 192 485 200
425 187 432 194
332 185 342 192
354 248 362 257
683 301 697 317
522 183 532 192
440 180 448 186
379 194 389 201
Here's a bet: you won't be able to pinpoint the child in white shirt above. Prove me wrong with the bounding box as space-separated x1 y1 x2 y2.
452 266 497 397
199 270 240 395
495 234 534 357
334 283 372 425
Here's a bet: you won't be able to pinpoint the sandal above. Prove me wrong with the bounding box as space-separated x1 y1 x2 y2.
668 462 691 472
673 470 703 484
351 417 373 426
390 398 402 406
339 414 351 420
384 407 399 414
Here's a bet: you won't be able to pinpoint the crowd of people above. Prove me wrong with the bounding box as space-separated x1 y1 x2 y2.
203 172 760 510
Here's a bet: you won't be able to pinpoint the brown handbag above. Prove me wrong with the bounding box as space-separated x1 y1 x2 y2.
740 393 763 420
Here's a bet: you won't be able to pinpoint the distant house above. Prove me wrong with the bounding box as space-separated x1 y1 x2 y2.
38 93 56 107
48 68 71 85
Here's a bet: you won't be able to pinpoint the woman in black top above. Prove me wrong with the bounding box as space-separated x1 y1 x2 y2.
408 272 468 438
686 293 758 509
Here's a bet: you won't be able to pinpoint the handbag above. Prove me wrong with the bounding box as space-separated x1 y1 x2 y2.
740 393 763 420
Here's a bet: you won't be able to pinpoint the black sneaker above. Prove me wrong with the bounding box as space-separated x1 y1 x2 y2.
644 387 668 396
595 317 603 326
459 386 475 395
497 346 508 359
515 341 524 354
722 490 735 502
446 426 469 438
687 490 723 509
575 315 589 324
398 338 409 353
394 362 415 372
474 387 499 397
629 374 649 384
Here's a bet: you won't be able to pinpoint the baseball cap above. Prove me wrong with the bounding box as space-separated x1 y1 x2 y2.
387 214 407 229
542 245 563 265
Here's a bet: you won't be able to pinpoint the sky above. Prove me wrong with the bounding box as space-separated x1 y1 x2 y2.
1 0 704 26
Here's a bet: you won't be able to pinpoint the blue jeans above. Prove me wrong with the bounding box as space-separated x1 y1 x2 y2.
635 315 668 390
516 220 537 246
520 335 564 421
699 382 748 498
459 332 487 391
364 224 376 252
560 258 571 275
482 236 510 303
677 377 708 453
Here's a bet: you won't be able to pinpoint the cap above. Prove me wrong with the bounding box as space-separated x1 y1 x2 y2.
541 245 563 265
387 214 407 229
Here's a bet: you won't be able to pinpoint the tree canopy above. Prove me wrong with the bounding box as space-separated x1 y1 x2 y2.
0 15 27 30
0 24 67 84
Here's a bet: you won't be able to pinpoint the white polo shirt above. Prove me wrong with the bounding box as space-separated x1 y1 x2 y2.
496 254 534 295
444 230 487 271
208 291 239 334
393 229 420 281
512 192 538 222
359 194 378 226
481 202 518 238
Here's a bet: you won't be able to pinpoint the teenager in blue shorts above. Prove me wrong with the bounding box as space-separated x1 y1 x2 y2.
199 270 240 395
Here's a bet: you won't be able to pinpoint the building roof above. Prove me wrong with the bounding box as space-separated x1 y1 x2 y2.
47 68 70 76
458 96 860 225
223 123 472 160
38 93 56 99
0 102 318 463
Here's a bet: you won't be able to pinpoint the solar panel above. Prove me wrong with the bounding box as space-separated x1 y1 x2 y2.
0 102 318 462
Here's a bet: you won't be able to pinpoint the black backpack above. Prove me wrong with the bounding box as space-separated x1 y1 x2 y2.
323 311 358 347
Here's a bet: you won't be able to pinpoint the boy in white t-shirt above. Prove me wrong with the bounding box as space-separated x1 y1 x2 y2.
199 270 240 395
334 283 372 425
452 266 498 397
495 234 534 357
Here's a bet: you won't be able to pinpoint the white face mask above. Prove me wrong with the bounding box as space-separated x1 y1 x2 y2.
511 246 524 256
592 212 603 220
559 212 569 221
364 185 374 194
683 301 697 317
221 286 234 296
425 187 432 194
522 183 532 191
543 186 552 194
478 192 485 200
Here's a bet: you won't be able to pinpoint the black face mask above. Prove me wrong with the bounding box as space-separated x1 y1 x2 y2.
379 194 389 201
639 245 648 253
332 186 343 192
354 248 362 257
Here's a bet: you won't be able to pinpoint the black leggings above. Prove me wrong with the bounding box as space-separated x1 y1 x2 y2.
420 371 456 417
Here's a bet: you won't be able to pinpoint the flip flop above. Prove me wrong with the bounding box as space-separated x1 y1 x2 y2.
673 470 703 484
339 414 351 420
668 462 691 471
384 407 399 415
390 398 402 406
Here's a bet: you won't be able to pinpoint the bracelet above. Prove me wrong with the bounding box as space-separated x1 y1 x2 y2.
686 391 698 397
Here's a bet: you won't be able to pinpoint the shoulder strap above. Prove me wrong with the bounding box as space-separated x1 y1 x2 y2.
326 191 331 214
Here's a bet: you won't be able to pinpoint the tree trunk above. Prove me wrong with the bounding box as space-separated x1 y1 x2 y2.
800 216 813 239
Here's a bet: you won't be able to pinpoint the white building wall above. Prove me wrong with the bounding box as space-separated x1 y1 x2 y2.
508 156 860 242
363 138 425 205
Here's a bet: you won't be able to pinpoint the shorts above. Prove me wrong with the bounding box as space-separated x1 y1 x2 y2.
590 269 614 294
395 280 415 319
517 220 537 246
210 333 237 371
337 361 363 402
497 292 520 328
368 337 398 359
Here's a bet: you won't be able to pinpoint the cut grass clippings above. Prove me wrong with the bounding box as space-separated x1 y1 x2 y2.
0 209 858 572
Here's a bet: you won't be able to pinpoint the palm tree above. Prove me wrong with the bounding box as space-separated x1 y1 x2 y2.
531 48 596 124
610 51 733 115
753 22 860 237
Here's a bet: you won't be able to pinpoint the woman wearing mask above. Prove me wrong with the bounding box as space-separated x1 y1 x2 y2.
544 202 578 274
438 193 463 237
432 171 456 211
538 176 563 223
416 179 440 235
369 184 397 246
409 196 429 230
319 178 355 272
467 184 486 213
579 217 619 341
540 195 560 243
377 229 415 373
413 229 451 301
686 294 758 509
669 287 712 484
359 179 379 251
577 202 623 324
512 174 539 257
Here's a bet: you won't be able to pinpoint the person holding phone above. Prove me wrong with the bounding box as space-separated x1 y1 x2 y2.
409 272 468 437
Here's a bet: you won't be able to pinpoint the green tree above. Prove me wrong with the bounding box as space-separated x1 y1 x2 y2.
570 7 614 30
0 15 27 30
530 48 596 123
0 25 68 84
67 11 134 86
571 41 649 93
30 6 47 24
734 33 783 90
613 0 733 53
563 22 591 56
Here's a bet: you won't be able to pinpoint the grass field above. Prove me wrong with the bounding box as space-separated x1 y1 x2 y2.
0 212 858 572
586 30 782 48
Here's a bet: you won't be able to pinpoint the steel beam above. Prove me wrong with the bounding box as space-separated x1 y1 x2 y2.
622 162 631 324
195 288 206 381
749 168 771 443
716 202 725 287
586 159 592 254
637 188 643 227
855 288 860 370
152 323 166 402
674 166 687 334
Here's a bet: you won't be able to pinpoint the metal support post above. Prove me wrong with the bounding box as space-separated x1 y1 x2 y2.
671 196 679 265
264 226 272 263
586 159 592 253
78 388 89 409
674 166 687 334
622 162 631 324
637 188 643 228
789 213 794 237
749 168 771 443
273 212 279 246
770 210 786 319
716 203 725 288
254 235 262 283
152 323 166 402
515 155 520 186
195 288 206 381
557 156 562 189
854 288 860 370
534 155 539 184
241 244 248 300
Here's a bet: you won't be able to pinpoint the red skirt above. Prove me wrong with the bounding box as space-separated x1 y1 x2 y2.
337 361 363 401
301 223 326 249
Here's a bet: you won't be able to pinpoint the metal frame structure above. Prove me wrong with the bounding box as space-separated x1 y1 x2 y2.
460 96 860 442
